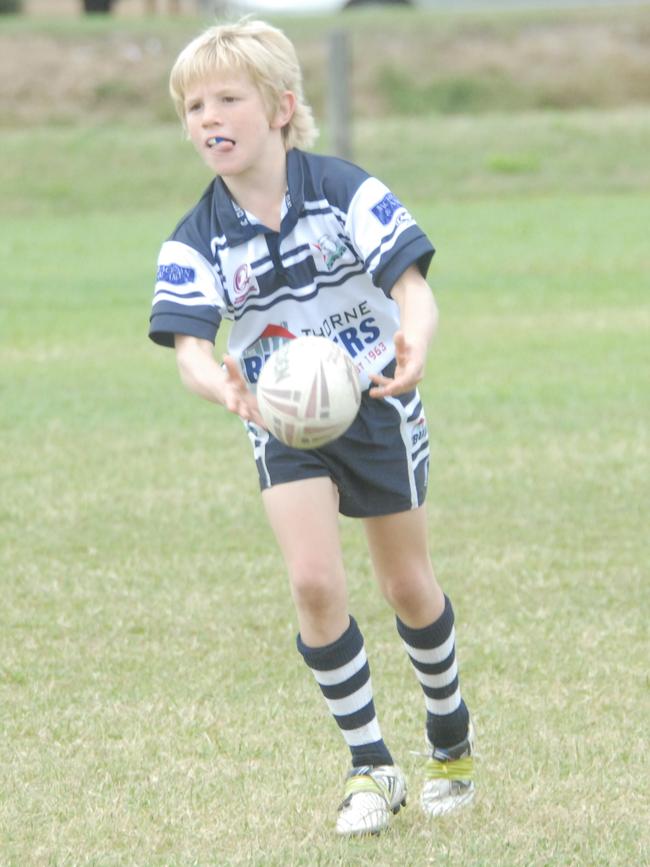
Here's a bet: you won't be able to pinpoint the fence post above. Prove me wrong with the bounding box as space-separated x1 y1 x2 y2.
327 30 352 161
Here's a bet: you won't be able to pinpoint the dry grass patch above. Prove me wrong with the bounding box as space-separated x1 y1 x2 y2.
1 5 650 124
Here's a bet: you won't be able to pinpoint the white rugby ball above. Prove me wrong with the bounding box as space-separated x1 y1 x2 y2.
256 336 362 449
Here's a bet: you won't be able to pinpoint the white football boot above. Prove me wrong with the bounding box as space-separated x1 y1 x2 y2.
335 765 407 836
421 723 476 817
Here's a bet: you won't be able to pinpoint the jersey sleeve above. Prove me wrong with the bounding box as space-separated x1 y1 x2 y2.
148 240 226 348
345 177 434 295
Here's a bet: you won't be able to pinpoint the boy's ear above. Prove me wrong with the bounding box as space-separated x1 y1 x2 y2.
271 91 296 131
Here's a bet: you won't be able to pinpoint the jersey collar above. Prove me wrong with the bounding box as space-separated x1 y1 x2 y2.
211 148 306 245
212 178 259 245
281 148 305 239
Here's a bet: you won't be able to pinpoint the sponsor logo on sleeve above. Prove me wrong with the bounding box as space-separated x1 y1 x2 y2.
156 263 196 286
371 192 404 226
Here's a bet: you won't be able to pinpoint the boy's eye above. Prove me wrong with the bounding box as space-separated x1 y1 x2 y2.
187 101 202 113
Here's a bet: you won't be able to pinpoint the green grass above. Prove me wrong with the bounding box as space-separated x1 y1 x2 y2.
1 93 649 867
2 109 650 219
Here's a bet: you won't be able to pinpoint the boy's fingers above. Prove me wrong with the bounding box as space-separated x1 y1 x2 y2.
368 373 392 397
369 376 400 398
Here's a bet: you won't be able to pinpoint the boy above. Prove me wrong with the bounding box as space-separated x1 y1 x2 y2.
149 18 474 836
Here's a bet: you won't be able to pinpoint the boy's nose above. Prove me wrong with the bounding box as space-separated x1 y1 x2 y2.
201 104 222 127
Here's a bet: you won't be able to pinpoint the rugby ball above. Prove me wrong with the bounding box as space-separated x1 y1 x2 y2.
256 336 362 449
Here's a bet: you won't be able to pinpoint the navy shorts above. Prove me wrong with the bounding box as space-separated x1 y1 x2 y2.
245 386 430 518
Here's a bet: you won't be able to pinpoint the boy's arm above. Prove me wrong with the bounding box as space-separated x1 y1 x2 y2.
369 264 439 399
174 335 265 426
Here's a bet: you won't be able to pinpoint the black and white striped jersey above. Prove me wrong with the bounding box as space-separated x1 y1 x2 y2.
149 148 434 391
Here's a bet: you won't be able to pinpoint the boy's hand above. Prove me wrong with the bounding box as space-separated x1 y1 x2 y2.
174 335 266 427
222 354 266 427
369 331 426 398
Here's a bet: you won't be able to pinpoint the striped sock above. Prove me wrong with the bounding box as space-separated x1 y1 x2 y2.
396 595 470 749
297 616 393 768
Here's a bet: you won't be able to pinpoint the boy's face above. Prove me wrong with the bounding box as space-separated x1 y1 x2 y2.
183 71 286 179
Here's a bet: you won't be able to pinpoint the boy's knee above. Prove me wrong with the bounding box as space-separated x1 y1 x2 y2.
380 569 440 617
289 562 342 613
380 576 411 611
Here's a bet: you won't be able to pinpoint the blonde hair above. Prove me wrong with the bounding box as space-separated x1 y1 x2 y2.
169 18 318 151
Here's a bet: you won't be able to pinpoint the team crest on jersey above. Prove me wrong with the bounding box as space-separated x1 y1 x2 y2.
156 263 196 286
313 234 346 270
232 263 260 307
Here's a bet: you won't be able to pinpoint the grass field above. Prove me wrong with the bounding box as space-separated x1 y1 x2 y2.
1 6 650 866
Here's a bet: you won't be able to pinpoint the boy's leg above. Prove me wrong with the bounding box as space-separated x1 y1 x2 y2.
262 477 406 834
262 476 349 646
363 505 475 815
